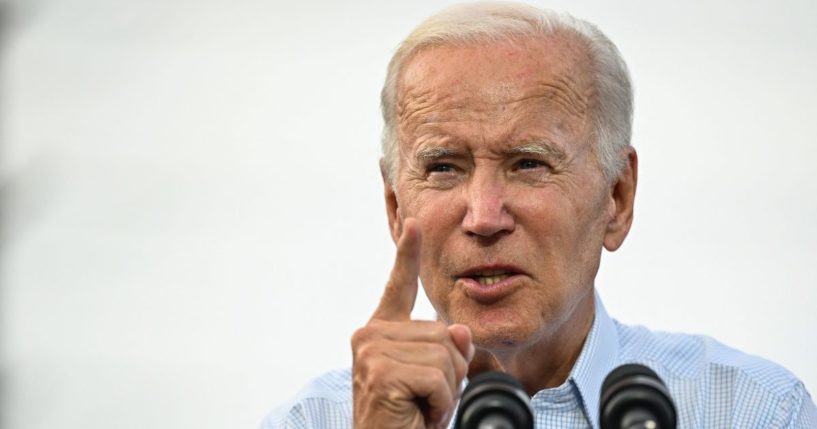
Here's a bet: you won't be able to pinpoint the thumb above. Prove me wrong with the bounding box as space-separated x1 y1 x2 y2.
448 324 474 362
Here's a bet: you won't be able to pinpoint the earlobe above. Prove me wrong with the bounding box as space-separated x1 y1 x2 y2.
603 148 638 252
381 159 402 244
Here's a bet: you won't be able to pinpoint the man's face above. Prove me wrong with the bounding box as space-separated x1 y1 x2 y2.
388 35 618 351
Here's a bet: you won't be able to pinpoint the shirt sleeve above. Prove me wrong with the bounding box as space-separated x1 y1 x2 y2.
786 382 817 429
260 398 352 429
258 369 354 428
259 402 307 429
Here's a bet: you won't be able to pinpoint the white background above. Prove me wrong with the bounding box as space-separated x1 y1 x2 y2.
1 0 815 428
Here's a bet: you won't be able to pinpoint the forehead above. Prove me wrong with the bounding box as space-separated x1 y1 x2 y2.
396 34 595 151
400 33 592 93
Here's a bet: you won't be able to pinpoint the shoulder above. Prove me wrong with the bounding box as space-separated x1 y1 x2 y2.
613 321 816 427
259 368 353 429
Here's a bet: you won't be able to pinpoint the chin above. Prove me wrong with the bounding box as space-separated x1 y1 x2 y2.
473 334 528 351
464 309 542 352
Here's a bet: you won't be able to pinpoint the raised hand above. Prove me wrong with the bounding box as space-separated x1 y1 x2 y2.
352 218 474 429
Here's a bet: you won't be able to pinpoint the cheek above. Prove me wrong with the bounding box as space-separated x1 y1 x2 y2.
511 187 604 287
512 188 577 245
410 192 468 315
410 190 466 248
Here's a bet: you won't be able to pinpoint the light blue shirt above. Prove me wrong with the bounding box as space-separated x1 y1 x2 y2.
262 292 816 428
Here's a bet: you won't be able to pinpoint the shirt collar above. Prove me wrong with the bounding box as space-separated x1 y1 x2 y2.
453 291 620 429
565 290 620 429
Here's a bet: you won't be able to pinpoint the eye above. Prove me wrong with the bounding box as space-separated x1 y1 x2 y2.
428 163 456 173
515 159 547 170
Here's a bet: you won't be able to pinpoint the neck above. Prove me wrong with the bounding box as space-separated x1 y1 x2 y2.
467 289 596 396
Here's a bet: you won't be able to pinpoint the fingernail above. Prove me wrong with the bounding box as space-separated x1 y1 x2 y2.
467 343 475 361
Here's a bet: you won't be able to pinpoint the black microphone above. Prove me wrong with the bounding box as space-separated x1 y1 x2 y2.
455 371 534 429
600 364 677 429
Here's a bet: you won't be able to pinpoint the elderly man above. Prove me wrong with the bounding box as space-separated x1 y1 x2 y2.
262 3 816 428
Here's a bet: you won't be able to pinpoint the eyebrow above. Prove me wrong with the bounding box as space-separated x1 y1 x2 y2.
416 146 459 162
414 140 568 163
507 141 567 162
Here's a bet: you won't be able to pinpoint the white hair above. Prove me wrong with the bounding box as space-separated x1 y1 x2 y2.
380 1 633 184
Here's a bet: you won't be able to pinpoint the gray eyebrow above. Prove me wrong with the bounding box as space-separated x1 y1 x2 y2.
414 141 567 163
507 141 567 161
416 146 458 161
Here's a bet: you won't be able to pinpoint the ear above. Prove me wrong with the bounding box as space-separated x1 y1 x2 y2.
603 147 638 252
381 159 402 244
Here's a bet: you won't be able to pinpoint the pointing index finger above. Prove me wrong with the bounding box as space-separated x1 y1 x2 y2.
372 218 422 321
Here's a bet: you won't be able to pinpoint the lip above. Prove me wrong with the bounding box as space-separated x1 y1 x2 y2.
455 264 528 304
455 264 527 278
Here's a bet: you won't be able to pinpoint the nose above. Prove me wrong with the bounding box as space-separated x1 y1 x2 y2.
461 173 515 238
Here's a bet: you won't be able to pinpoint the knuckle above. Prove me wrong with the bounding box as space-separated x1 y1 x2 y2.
365 360 391 382
352 366 368 390
428 367 447 386
354 342 382 362
352 323 384 348
351 327 370 348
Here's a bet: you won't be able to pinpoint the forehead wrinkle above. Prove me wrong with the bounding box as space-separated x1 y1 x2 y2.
396 83 457 129
509 79 589 120
419 78 591 127
555 75 592 115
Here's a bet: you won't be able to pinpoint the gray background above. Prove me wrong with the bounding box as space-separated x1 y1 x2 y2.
1 0 815 428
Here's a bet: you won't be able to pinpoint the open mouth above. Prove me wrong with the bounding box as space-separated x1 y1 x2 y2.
457 266 526 286
470 270 514 286
456 265 525 303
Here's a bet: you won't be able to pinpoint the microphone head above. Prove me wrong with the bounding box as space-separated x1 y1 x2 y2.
600 364 677 429
456 371 534 429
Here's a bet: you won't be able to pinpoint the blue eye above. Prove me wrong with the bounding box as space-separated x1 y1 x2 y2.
517 159 544 169
429 163 455 173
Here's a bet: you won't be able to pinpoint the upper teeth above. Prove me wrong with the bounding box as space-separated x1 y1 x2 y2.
476 274 510 285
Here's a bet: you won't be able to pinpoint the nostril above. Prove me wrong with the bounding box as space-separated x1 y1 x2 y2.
462 209 515 238
464 230 511 247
